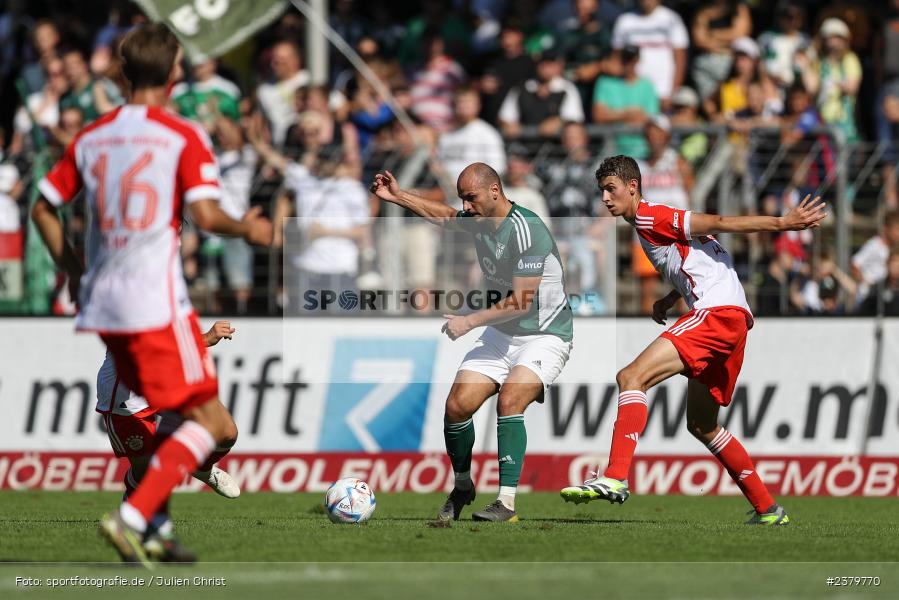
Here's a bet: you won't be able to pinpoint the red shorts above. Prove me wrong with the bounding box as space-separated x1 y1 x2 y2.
660 306 753 406
103 412 158 458
100 313 218 413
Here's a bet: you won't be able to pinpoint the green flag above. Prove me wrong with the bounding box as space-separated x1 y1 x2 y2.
134 0 288 61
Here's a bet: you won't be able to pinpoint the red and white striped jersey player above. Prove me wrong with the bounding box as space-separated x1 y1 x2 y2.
561 155 826 525
31 24 272 565
95 318 241 561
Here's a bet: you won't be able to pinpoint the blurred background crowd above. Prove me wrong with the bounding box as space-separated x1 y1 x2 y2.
1 0 899 317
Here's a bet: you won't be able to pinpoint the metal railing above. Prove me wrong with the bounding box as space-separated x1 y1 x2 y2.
3 123 895 317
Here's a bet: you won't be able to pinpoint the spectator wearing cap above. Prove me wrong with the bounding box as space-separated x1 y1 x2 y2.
504 143 551 226
633 115 693 313
690 0 753 100
798 18 861 143
553 0 614 117
409 27 467 133
758 2 811 93
611 0 689 113
704 37 780 127
480 19 537 124
669 86 709 165
639 116 693 211
256 39 311 148
498 47 584 138
592 45 659 159
436 86 506 186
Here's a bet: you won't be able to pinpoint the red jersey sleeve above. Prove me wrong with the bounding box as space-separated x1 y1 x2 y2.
38 141 82 206
635 201 692 246
178 127 221 205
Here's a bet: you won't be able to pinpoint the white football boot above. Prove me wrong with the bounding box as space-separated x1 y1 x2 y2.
193 465 241 499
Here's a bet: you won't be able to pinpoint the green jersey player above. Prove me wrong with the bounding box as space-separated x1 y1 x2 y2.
371 163 573 522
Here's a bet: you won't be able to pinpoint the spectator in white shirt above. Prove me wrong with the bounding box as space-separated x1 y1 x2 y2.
248 122 370 312
437 86 507 186
504 143 551 227
498 47 584 138
851 210 899 303
0 162 22 234
612 0 689 113
11 57 68 153
256 39 310 147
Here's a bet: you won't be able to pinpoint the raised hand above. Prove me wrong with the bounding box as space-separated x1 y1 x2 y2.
369 170 401 202
782 195 827 231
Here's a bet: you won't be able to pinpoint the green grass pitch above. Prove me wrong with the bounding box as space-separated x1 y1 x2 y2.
0 491 896 599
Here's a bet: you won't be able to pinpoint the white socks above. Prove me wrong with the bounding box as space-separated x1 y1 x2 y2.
498 486 516 511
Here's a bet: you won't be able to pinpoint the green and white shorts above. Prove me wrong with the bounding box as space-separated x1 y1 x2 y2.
458 326 572 395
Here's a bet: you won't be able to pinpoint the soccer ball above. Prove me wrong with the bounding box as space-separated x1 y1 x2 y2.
324 478 376 524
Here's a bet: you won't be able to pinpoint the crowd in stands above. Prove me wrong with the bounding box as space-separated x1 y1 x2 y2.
1 0 899 316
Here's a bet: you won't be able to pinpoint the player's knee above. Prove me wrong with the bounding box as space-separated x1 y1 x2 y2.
686 418 717 442
616 366 643 392
184 399 230 443
496 393 523 417
221 419 238 447
445 395 472 423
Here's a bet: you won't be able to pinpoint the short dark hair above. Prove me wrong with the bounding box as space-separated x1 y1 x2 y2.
118 23 180 90
595 155 642 192
58 44 88 63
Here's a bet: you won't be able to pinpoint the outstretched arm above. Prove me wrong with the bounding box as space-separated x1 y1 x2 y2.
690 195 826 237
370 170 457 226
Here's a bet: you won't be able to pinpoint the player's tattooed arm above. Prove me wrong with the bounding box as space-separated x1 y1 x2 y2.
204 321 235 346
441 276 541 340
690 195 826 236
652 290 681 325
370 170 457 227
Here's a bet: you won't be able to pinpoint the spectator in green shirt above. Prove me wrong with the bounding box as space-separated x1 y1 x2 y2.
592 45 659 159
59 45 122 124
170 58 242 127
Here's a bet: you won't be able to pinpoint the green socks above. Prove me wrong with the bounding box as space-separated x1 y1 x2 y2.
497 414 526 490
444 418 475 488
446 413 527 510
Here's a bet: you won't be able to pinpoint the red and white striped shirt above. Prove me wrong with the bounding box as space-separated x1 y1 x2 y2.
634 199 751 314
39 105 222 332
